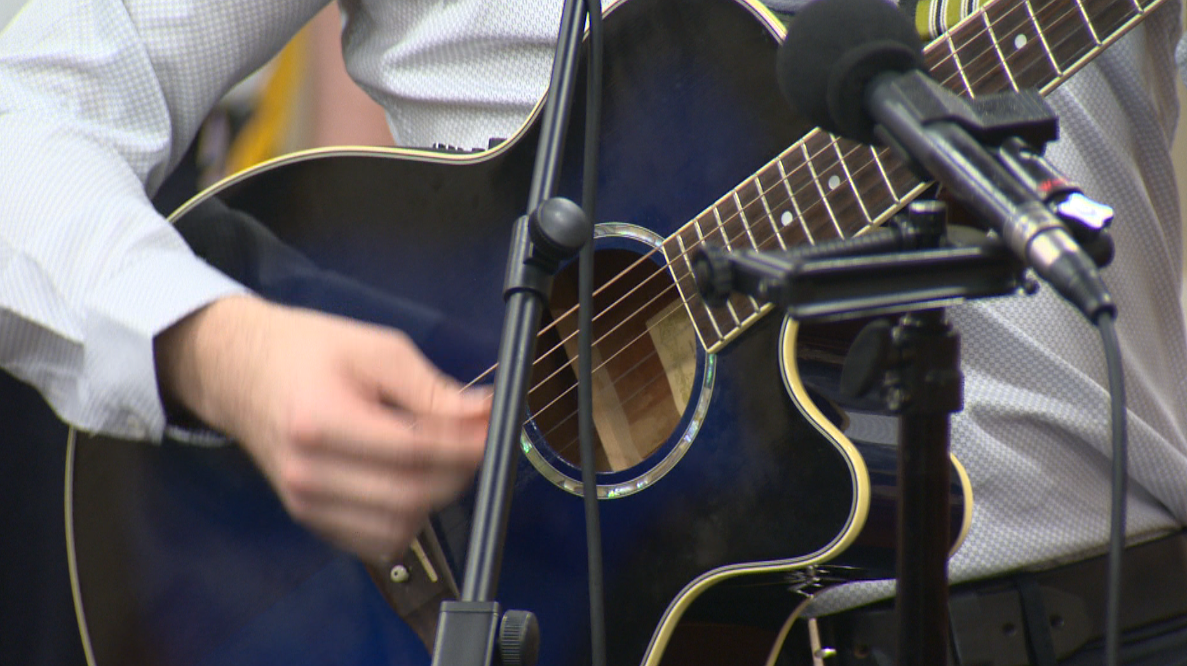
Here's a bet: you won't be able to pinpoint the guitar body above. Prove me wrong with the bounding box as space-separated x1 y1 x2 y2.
68 1 973 665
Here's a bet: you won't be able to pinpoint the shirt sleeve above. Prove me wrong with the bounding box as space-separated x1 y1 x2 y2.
0 0 329 440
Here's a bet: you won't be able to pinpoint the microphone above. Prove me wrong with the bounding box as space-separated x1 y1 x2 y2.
775 0 1114 320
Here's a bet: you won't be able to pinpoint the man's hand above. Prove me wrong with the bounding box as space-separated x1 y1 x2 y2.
154 294 490 564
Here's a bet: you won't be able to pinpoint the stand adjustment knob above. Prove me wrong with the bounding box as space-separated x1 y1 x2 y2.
498 609 540 666
529 197 590 265
839 318 894 400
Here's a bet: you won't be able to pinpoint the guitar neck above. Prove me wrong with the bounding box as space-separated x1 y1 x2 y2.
663 0 1167 353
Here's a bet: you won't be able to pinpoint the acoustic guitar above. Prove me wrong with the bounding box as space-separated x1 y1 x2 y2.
65 0 1159 664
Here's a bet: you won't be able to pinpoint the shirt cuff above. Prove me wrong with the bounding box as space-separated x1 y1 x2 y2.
83 244 249 442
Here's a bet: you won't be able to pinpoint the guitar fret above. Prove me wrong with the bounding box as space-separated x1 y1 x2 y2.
670 229 726 345
755 164 791 250
949 14 1014 95
1023 0 1064 78
798 137 845 241
1031 0 1096 74
867 147 901 206
712 196 761 323
984 0 1058 90
1072 0 1104 45
776 158 817 247
840 142 895 211
750 169 788 250
940 35 975 96
841 145 901 231
661 233 713 348
695 211 748 331
979 10 1020 91
776 152 819 245
1081 0 1139 44
709 194 741 251
924 44 960 100
744 188 776 248
810 132 865 238
665 230 699 300
731 189 758 250
697 204 730 249
737 179 779 252
683 225 726 341
830 139 872 227
719 198 761 320
866 147 893 206
713 287 748 332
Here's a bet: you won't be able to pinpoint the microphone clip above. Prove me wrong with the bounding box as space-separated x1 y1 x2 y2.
693 200 1030 321
872 71 1058 155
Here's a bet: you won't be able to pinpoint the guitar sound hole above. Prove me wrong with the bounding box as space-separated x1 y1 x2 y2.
526 247 697 474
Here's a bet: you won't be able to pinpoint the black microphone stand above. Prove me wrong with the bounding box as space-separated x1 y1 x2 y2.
694 201 1027 665
429 2 593 665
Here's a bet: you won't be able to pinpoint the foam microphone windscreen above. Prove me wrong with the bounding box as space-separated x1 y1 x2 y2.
776 0 925 143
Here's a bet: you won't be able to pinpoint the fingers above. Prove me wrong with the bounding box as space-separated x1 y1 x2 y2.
288 386 488 470
270 396 484 565
357 329 492 419
230 308 495 565
293 498 428 566
304 325 491 467
277 444 477 517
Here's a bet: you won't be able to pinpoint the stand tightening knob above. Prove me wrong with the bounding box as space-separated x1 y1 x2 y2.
497 610 540 666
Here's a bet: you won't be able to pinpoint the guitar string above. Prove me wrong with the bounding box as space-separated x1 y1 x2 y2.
524 0 1062 354
524 0 1093 434
589 0 1091 327
524 0 1066 397
533 338 673 453
522 0 1120 461
530 3 1113 460
530 305 691 448
536 2 1139 460
539 1 1137 474
494 0 1040 396
464 0 1115 461
649 0 1092 278
470 0 1093 447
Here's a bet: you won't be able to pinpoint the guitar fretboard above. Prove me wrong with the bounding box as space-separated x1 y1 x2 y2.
662 0 1165 353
